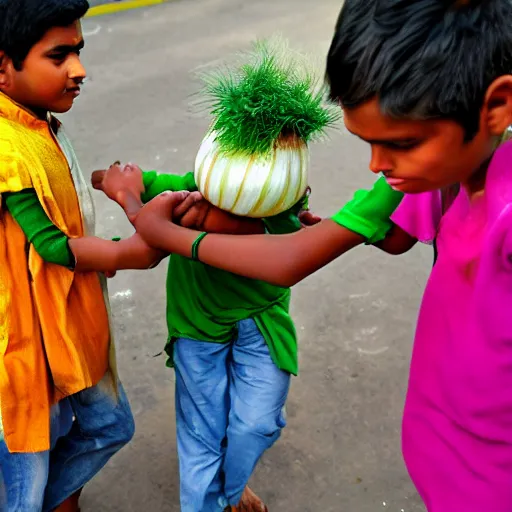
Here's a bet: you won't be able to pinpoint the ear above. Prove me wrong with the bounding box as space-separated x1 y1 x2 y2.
0 51 13 91
484 76 512 136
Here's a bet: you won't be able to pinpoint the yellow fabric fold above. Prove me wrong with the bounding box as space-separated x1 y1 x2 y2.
0 93 111 453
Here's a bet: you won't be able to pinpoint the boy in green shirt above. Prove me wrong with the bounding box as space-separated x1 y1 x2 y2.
94 166 307 511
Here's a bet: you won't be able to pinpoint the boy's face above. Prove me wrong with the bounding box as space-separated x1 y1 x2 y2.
0 21 86 114
343 98 498 194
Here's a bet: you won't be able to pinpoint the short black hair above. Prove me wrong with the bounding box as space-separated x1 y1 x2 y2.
0 0 89 69
326 0 512 139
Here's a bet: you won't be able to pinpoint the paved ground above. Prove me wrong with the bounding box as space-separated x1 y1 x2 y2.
65 1 432 510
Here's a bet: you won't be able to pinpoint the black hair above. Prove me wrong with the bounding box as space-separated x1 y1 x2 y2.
326 0 512 139
0 0 89 70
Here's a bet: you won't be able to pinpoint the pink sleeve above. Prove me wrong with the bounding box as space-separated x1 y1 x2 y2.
391 190 443 244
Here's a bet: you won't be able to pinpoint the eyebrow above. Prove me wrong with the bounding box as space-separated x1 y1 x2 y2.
345 126 420 145
47 39 85 54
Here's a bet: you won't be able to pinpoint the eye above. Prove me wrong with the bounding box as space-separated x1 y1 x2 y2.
48 53 67 64
386 140 421 151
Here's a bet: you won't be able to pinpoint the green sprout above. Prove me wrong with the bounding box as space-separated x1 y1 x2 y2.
200 40 340 156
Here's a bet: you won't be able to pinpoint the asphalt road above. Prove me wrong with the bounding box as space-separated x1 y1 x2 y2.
64 1 432 510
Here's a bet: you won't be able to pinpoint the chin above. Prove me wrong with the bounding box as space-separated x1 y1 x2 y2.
392 182 429 194
48 99 75 114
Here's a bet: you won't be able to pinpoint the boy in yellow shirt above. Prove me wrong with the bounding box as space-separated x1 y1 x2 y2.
0 0 166 510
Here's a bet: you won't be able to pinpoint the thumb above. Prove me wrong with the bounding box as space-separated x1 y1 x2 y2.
91 170 106 190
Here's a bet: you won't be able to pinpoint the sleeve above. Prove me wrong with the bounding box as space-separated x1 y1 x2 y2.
4 189 74 268
331 176 404 244
0 141 33 195
141 171 197 202
391 190 442 244
263 194 308 234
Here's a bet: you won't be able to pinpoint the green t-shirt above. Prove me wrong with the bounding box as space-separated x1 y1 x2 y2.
142 171 304 375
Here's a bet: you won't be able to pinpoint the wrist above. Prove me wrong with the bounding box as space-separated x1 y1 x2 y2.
117 190 143 224
154 223 198 257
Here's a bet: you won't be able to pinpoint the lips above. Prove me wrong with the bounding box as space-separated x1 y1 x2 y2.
385 176 406 187
66 87 81 97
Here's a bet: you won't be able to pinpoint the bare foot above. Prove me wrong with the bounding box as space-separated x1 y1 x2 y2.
233 487 268 512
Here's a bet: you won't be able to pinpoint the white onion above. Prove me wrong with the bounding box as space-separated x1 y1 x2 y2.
194 131 309 218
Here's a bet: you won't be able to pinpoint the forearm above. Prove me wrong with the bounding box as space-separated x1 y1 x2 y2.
150 220 364 287
69 234 164 273
374 223 418 255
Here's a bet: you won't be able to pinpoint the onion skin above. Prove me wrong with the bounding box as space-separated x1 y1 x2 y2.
194 131 309 218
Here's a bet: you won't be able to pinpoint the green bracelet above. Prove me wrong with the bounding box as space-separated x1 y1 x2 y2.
191 232 208 261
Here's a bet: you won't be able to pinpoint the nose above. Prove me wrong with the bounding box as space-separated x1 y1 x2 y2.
68 55 86 84
369 145 393 175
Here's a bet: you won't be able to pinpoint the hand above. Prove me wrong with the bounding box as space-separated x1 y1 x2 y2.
173 191 211 229
134 191 192 248
298 209 322 227
91 162 144 221
104 270 117 278
173 192 265 234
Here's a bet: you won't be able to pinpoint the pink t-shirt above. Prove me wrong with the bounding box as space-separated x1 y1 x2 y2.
391 141 512 511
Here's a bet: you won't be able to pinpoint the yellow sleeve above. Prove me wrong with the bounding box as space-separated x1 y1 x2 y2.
0 138 32 195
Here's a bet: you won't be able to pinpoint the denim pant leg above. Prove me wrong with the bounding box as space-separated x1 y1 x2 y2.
174 338 231 512
223 319 291 505
42 372 135 511
0 399 74 512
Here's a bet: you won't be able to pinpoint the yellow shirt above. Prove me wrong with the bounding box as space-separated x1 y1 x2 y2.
0 93 113 453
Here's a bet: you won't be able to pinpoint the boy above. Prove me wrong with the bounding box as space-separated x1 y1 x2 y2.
93 164 315 512
0 1 167 510
102 0 512 509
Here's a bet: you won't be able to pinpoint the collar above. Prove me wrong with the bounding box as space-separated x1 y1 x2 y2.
0 92 61 133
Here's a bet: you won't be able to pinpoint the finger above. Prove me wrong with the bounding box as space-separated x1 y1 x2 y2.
179 206 206 228
91 170 106 189
124 162 143 173
299 211 322 226
153 191 191 216
107 163 122 172
104 270 116 278
173 192 203 218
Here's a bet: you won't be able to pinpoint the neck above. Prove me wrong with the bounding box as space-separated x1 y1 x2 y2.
22 102 48 120
463 156 492 199
0 91 48 120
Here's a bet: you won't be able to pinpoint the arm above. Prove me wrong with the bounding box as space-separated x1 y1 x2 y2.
149 218 365 287
374 223 417 255
69 234 166 273
134 176 406 287
4 190 75 267
93 164 265 234
4 189 164 273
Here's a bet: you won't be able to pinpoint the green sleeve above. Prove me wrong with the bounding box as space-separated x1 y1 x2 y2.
141 171 198 203
263 194 308 234
331 176 403 244
3 189 74 268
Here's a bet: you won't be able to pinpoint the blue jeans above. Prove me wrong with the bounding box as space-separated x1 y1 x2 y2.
0 372 134 512
174 318 291 512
